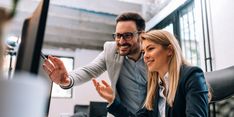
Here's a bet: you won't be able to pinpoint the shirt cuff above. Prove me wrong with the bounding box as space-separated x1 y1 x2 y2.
107 98 119 111
60 77 74 89
107 97 115 107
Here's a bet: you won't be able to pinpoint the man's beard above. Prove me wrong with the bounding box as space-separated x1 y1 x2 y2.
117 44 139 57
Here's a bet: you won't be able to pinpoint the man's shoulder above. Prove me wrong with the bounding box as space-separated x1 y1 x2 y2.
103 41 117 53
102 41 123 62
104 41 116 48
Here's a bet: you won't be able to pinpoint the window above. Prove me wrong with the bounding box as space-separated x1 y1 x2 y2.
154 0 202 67
163 23 174 35
51 56 74 98
179 1 201 66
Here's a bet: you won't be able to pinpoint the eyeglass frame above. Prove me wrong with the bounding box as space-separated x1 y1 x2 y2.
112 31 142 41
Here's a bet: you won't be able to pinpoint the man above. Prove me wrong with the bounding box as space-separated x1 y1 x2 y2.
43 12 147 115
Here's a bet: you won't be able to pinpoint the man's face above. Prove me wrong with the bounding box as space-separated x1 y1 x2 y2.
114 21 141 56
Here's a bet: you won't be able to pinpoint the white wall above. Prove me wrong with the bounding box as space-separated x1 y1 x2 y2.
208 0 234 70
43 48 109 117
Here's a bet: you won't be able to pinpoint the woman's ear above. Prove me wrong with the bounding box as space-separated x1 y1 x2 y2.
167 45 174 56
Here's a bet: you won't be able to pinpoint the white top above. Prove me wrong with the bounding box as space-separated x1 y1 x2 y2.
158 72 169 117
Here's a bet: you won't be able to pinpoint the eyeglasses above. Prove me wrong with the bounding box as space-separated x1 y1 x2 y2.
112 32 141 40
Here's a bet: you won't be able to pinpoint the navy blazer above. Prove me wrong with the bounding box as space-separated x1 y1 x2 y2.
108 65 209 117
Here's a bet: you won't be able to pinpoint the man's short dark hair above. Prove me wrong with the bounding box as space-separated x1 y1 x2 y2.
116 12 145 31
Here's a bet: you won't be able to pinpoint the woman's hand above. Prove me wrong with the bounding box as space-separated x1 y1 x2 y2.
92 79 114 103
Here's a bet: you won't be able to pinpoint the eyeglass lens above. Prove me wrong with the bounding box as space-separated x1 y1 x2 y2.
112 32 136 40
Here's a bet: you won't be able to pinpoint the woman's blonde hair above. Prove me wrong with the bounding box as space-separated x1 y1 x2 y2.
141 30 189 110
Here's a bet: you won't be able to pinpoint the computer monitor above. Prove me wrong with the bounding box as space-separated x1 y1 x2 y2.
15 0 49 74
14 0 51 116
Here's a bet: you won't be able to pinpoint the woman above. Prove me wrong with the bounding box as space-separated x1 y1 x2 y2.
93 30 210 117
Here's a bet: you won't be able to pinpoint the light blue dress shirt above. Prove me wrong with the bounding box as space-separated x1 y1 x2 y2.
116 54 147 114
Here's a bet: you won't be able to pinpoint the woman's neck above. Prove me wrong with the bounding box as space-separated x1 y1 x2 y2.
158 65 169 78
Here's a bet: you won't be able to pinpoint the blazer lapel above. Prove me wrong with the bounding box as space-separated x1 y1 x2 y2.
109 53 124 94
166 103 170 117
153 87 160 116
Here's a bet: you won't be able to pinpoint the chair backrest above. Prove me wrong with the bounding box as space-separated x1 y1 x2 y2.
205 66 234 102
89 101 108 117
74 105 89 115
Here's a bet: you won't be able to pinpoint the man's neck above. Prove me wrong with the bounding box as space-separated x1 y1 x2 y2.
127 51 142 62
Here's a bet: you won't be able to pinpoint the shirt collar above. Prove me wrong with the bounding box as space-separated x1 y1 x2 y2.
158 72 169 90
125 52 144 62
159 72 168 81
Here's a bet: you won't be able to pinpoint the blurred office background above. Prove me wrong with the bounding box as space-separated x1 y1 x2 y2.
0 0 233 116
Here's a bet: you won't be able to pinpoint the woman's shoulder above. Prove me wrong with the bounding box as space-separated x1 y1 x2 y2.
180 64 203 78
179 64 205 87
179 65 207 95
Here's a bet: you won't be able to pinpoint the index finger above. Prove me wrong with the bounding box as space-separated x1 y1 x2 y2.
92 79 98 87
50 56 64 69
44 58 54 68
101 80 110 88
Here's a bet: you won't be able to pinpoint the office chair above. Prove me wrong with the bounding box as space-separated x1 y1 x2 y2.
205 66 234 102
89 101 108 117
72 105 89 117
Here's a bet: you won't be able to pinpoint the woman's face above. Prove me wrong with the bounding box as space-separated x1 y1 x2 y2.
142 40 171 72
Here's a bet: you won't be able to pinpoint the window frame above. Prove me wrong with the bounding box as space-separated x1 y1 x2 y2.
50 55 75 98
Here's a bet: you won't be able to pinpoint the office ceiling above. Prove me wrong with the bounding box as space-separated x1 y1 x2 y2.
0 0 171 50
